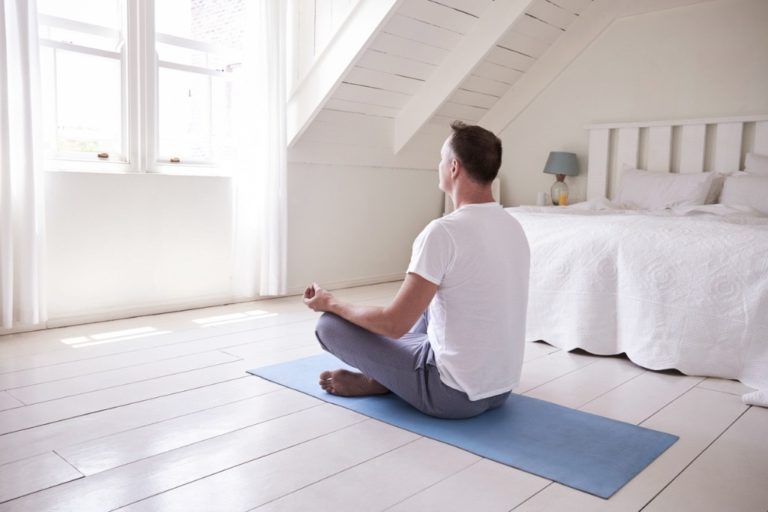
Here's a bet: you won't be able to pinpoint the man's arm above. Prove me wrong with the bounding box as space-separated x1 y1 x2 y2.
303 272 438 339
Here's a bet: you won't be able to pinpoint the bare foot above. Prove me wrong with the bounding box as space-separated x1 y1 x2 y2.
318 369 390 397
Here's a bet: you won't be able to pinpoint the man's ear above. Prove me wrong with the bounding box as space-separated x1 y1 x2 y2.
451 159 460 178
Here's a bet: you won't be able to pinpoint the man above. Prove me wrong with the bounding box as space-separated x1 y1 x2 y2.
303 121 530 419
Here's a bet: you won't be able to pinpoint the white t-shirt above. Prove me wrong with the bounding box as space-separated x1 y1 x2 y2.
407 203 530 400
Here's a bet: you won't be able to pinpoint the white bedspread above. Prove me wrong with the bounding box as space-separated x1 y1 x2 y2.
507 205 768 406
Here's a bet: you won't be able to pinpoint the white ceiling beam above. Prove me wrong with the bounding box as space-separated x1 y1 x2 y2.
287 0 403 147
393 0 535 153
480 0 730 134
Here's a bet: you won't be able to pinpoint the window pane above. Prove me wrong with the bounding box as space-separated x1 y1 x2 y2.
37 0 122 30
155 0 245 53
53 51 122 157
39 26 122 53
158 68 212 161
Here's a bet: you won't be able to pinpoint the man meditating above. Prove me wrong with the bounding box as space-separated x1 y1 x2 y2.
303 121 530 419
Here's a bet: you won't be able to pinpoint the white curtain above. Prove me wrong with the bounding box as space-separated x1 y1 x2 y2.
0 0 46 329
232 0 287 298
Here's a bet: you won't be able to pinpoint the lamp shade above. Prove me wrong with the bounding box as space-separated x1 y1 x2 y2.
543 151 579 176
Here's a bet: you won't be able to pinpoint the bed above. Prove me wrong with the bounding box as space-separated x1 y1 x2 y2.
507 115 768 407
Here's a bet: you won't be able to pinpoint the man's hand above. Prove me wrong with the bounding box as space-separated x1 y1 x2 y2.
303 283 336 312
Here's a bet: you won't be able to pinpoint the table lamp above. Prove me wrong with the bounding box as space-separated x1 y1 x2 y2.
543 151 579 205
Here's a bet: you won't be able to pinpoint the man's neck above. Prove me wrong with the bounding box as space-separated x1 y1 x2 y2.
452 187 495 210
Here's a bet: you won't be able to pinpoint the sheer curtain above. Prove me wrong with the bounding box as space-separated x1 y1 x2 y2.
0 0 46 329
232 0 287 299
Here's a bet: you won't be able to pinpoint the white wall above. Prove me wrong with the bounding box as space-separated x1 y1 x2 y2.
497 0 768 206
286 109 447 293
45 172 233 325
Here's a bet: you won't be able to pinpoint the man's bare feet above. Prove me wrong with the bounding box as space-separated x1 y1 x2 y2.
318 369 390 397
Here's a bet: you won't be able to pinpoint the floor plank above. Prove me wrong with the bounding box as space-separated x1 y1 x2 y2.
0 392 22 412
252 437 480 512
0 452 83 504
0 405 367 512
377 458 549 512
0 377 277 466
57 388 319 475
523 356 645 408
117 420 419 512
511 388 749 511
6 351 240 404
644 406 768 512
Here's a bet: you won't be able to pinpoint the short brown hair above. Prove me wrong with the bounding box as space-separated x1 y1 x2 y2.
448 121 502 184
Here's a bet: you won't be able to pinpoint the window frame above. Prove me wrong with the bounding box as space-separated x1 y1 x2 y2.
39 0 239 176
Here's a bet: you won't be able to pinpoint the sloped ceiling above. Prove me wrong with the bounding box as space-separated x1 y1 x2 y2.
288 0 716 152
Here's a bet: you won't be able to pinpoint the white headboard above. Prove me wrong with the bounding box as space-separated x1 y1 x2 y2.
585 115 768 200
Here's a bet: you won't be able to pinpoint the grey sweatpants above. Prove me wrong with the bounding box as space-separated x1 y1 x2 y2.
314 312 509 419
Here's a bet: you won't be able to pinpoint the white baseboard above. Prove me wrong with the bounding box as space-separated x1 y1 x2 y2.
285 273 404 296
0 275 405 336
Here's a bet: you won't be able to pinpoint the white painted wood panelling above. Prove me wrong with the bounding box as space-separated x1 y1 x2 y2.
647 126 672 172
0 452 82 503
345 67 422 95
754 121 768 155
398 0 477 34
511 14 563 45
430 0 493 17
450 88 499 109
474 60 522 84
437 101 486 121
616 127 640 169
385 13 463 49
678 124 706 173
290 0 360 88
527 0 578 30
498 29 550 58
368 32 447 65
357 49 436 81
2 285 765 510
461 74 511 96
485 45 536 71
586 128 610 200
712 122 743 172
294 0 594 150
586 116 768 200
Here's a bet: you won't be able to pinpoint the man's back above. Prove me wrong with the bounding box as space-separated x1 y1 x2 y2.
408 203 530 400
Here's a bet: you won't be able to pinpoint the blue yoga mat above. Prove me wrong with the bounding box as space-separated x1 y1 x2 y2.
247 353 677 498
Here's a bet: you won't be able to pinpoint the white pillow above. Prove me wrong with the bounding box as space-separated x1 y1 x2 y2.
617 168 715 210
745 152 768 176
719 173 768 214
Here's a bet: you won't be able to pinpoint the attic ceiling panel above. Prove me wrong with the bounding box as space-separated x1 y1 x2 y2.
450 89 498 109
370 33 448 65
526 0 578 29
498 29 550 59
357 49 437 81
549 0 593 14
325 98 399 118
385 14 463 50
345 66 423 95
437 101 485 122
428 0 493 17
461 75 511 97
473 61 523 84
397 0 478 34
485 46 535 72
335 82 411 109
511 14 563 44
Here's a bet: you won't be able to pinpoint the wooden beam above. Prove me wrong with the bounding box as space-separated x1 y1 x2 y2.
287 0 402 147
393 0 534 153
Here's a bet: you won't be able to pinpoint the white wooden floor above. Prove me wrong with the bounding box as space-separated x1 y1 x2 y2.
0 282 766 512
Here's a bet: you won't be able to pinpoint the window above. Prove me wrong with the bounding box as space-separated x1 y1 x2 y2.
37 0 245 174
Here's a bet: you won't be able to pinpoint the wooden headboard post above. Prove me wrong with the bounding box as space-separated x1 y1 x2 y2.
585 115 768 200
